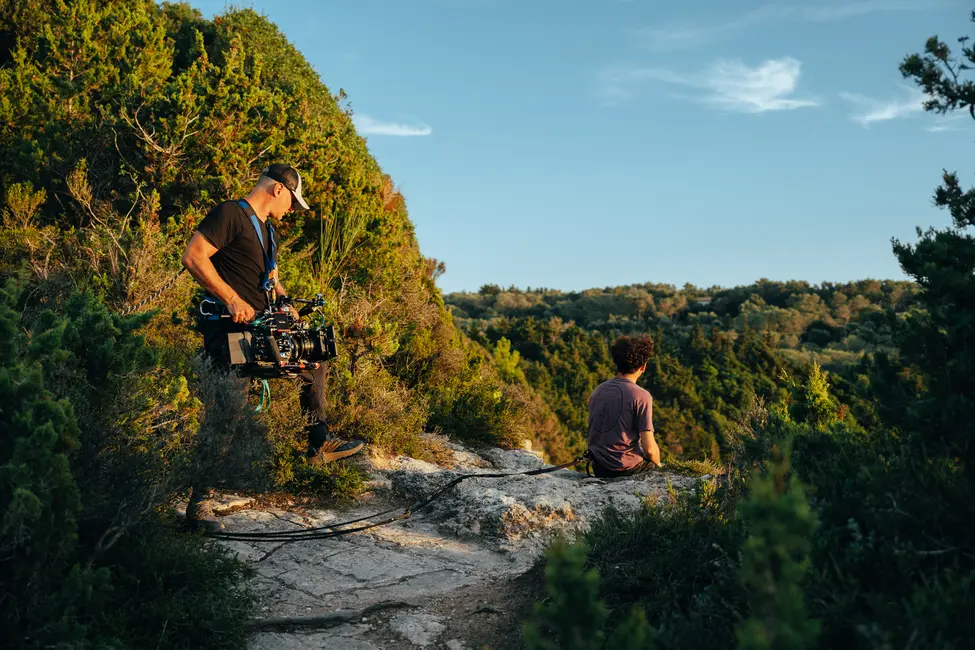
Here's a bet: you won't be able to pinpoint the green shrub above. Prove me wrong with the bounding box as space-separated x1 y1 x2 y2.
0 280 255 649
427 350 534 449
0 279 106 647
522 537 610 650
523 475 744 650
788 427 975 649
522 540 661 650
92 517 256 649
289 460 367 500
583 482 745 650
735 440 820 650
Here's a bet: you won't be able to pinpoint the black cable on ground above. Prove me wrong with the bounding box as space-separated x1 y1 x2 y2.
203 456 587 543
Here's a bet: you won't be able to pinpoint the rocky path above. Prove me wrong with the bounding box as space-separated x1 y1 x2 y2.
205 443 705 650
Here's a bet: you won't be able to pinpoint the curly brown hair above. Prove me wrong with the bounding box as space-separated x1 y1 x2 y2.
610 335 654 374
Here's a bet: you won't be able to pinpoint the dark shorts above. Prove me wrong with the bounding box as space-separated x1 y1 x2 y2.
587 452 657 478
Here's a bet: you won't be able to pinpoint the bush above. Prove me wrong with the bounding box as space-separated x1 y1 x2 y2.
91 518 256 650
0 279 101 647
0 280 255 649
735 440 820 650
523 476 745 650
789 427 975 649
427 349 534 449
585 481 745 650
523 537 611 650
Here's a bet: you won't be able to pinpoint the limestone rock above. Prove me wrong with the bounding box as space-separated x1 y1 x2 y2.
215 440 708 650
379 445 701 553
479 447 545 471
210 493 254 515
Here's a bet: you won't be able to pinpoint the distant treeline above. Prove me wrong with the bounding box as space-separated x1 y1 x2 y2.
445 279 918 463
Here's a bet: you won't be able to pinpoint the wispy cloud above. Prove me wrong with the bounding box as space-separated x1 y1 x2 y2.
600 57 820 113
839 86 925 126
638 0 943 50
353 115 432 137
925 112 968 132
839 86 969 131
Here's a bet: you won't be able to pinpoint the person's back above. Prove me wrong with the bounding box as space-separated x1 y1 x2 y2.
586 335 661 478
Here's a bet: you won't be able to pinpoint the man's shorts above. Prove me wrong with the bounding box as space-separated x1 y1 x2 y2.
587 453 656 478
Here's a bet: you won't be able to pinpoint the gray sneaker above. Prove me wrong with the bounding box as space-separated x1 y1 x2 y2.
307 437 365 463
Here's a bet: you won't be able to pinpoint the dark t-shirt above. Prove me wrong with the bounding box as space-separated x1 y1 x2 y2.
195 200 274 312
586 377 654 471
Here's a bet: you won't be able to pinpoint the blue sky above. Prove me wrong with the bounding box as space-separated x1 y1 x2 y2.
189 0 973 294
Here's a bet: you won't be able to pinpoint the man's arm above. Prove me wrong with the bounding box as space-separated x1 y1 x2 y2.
639 430 662 467
181 232 255 323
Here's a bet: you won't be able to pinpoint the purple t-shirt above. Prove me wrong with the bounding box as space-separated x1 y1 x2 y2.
586 377 654 471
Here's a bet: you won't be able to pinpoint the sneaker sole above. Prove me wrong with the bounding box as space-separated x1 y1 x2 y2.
316 442 365 463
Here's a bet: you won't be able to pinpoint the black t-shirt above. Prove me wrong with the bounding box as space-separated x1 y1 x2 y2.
195 200 274 312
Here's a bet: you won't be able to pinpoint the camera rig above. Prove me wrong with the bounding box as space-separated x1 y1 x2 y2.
199 294 337 379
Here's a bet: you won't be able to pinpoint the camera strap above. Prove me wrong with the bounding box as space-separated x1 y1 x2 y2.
237 199 277 292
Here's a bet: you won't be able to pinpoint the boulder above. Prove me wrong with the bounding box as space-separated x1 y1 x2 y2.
375 444 702 554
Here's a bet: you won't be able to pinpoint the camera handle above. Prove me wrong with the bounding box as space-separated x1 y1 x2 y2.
267 333 285 365
290 294 326 318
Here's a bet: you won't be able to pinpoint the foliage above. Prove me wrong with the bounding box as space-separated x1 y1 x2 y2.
0 278 100 647
523 475 744 650
447 278 918 366
523 537 610 650
0 279 255 649
734 440 820 650
91 519 256 650
896 13 975 470
426 346 537 449
467 315 799 466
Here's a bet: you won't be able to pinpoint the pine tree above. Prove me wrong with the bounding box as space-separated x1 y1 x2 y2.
523 538 609 650
735 440 820 650
788 362 841 429
897 14 975 470
493 336 526 383
0 281 110 647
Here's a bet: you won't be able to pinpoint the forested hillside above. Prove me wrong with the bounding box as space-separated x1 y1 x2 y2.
0 2 538 647
446 279 916 463
449 278 917 364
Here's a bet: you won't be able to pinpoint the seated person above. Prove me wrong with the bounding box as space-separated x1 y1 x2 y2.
586 334 661 478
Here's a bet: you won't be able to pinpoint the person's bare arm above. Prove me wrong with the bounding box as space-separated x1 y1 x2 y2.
639 430 662 467
181 232 255 323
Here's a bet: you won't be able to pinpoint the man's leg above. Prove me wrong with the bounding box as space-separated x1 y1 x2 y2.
589 455 657 479
185 320 234 532
621 459 658 476
299 364 365 463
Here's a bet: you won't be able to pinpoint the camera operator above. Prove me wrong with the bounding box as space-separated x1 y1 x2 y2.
180 163 365 531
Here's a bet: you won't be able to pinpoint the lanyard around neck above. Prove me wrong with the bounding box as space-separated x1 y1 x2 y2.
238 199 277 292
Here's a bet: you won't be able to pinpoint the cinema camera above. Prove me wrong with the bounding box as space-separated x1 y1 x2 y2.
199 294 337 378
